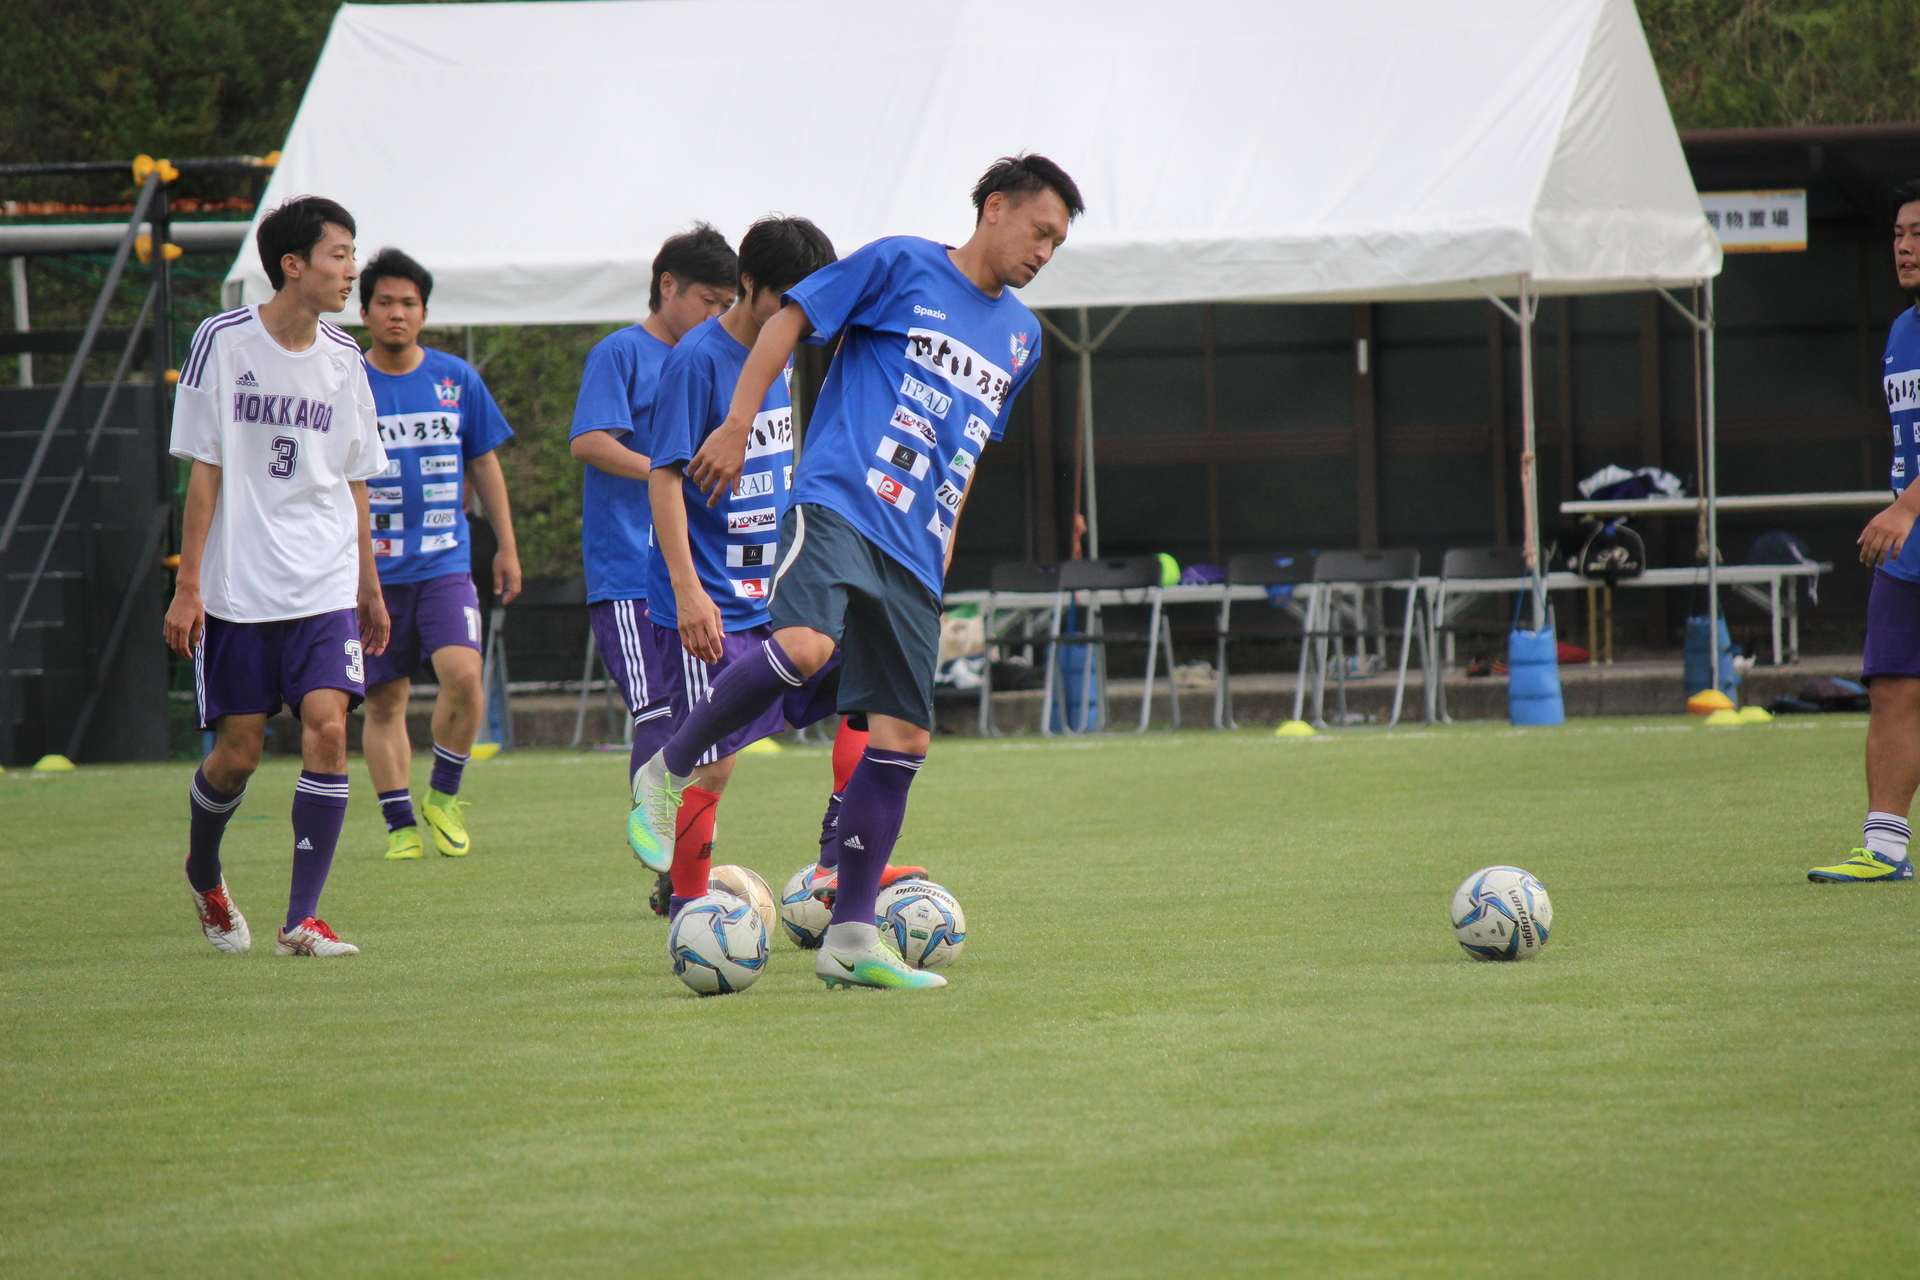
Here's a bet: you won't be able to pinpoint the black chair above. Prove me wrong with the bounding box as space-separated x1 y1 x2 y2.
1041 555 1179 735
976 561 1062 736
1213 551 1315 729
1431 547 1528 722
1292 549 1429 729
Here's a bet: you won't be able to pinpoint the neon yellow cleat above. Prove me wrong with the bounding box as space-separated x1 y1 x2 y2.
1807 848 1912 883
422 792 471 857
815 938 947 990
383 826 425 860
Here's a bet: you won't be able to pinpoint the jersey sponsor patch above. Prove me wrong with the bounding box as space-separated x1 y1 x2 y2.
1898 456 1908 480
876 437 930 479
371 512 405 531
373 537 404 558
377 411 463 450
899 373 952 420
1888 369 1920 413
419 455 460 476
421 482 459 504
935 479 964 514
726 542 776 568
732 577 770 599
422 509 457 529
732 471 776 499
907 327 1012 414
948 448 975 479
783 464 793 490
890 404 938 448
728 507 778 534
926 511 951 548
420 533 458 552
368 486 403 505
866 468 915 511
963 414 992 448
378 459 401 479
744 407 794 459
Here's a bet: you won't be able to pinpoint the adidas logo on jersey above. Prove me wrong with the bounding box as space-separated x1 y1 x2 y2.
235 369 259 387
843 835 864 850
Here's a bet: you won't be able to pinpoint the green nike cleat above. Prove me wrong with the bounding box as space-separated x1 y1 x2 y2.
422 792 471 857
383 826 425 860
627 750 686 872
815 938 947 990
1807 848 1913 883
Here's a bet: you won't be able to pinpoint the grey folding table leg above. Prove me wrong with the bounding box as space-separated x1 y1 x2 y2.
1040 591 1066 737
1213 588 1233 729
977 591 998 736
571 626 599 748
1291 585 1318 724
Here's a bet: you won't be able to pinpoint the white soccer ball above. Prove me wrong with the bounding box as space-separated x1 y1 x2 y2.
1450 865 1553 961
874 879 966 969
668 893 768 995
778 863 832 950
709 864 776 934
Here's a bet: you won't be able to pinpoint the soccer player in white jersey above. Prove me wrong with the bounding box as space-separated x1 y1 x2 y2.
631 155 1081 988
164 196 390 957
356 248 521 861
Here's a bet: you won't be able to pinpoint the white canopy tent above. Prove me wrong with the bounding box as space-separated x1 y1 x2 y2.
230 0 1726 676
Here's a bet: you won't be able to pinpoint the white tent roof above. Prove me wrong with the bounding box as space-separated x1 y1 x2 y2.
227 0 1719 324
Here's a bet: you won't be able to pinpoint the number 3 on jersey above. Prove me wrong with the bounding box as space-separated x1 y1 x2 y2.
344 638 364 684
269 435 299 478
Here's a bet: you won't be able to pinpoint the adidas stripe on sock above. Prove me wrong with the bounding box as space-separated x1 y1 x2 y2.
1862 811 1910 863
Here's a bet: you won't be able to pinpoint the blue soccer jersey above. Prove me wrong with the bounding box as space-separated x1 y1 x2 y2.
782 236 1041 596
1880 306 1920 583
362 347 513 585
646 316 794 630
572 325 673 604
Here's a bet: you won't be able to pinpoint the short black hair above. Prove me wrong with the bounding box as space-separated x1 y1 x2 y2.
651 222 738 312
257 195 356 291
359 246 433 311
737 216 837 300
971 153 1084 223
1895 179 1920 219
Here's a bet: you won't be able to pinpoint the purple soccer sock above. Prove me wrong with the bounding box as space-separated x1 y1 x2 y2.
829 749 923 926
818 791 845 869
377 788 416 832
662 638 801 777
428 743 468 797
187 768 245 892
668 893 697 920
630 710 675 790
287 771 349 930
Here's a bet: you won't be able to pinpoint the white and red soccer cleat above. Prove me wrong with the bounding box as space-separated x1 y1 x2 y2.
190 878 252 954
276 917 360 957
808 863 930 908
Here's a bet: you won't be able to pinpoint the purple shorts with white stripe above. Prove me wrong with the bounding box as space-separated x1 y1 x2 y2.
364 572 483 687
194 609 365 729
647 620 840 765
588 598 672 727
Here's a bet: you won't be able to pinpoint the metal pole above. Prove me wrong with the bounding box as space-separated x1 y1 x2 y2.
1517 274 1544 630
9 257 29 387
1077 306 1099 559
1704 276 1720 692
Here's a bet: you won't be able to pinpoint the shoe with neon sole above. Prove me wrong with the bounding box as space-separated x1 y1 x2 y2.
277 918 360 956
815 937 947 990
421 792 470 857
1807 848 1913 883
383 826 425 860
627 750 687 872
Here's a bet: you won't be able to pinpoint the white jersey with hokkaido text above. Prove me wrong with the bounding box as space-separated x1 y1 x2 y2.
169 306 387 622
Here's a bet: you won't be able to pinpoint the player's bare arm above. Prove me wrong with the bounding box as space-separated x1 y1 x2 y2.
164 460 222 657
569 429 652 481
688 303 813 504
1860 479 1920 567
466 449 522 603
351 479 391 655
649 463 725 663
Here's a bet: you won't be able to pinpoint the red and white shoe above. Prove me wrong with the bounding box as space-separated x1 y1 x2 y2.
276 917 359 957
808 863 930 908
190 878 251 954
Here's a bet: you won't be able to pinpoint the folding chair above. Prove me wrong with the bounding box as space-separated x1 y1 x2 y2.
1212 551 1315 729
1292 549 1429 729
977 561 1061 736
1041 555 1179 736
1431 547 1527 723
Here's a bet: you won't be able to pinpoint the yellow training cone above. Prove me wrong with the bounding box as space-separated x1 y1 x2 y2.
1687 689 1736 715
469 743 502 760
1702 708 1744 726
30 754 75 772
740 737 784 754
1737 706 1773 723
1274 720 1318 737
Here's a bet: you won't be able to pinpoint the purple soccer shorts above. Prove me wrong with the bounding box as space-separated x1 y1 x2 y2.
648 620 840 765
1863 569 1920 684
364 572 484 687
588 598 673 728
194 608 365 729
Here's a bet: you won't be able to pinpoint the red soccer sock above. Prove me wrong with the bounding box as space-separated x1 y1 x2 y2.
832 717 869 793
671 785 721 899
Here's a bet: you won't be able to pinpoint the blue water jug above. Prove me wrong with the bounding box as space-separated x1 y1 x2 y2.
1507 626 1565 725
1684 614 1739 699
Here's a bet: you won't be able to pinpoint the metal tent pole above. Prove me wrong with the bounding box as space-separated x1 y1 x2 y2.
1703 277 1720 692
1517 274 1545 630
1077 306 1099 558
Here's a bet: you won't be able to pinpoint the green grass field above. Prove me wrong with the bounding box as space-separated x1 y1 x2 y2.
4 718 1915 1278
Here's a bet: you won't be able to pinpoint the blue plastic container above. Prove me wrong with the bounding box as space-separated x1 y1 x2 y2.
1683 615 1739 699
1507 627 1565 725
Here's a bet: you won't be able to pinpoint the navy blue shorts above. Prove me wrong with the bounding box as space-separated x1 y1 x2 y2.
647 620 839 765
365 572 483 687
588 598 673 728
767 503 941 729
1863 570 1920 684
194 609 365 729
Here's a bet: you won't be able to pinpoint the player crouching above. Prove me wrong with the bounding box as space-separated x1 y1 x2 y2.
165 197 391 955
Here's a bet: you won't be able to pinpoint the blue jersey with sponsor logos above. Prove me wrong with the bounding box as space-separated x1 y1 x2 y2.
571 325 672 603
362 347 513 585
1881 307 1920 583
646 316 793 630
782 236 1040 596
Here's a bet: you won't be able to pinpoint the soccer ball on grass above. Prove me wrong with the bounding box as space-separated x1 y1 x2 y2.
709 864 775 933
779 863 832 949
874 879 966 969
668 893 768 994
1450 865 1552 961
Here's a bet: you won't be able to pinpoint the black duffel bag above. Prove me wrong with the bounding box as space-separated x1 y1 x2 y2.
1560 518 1645 587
